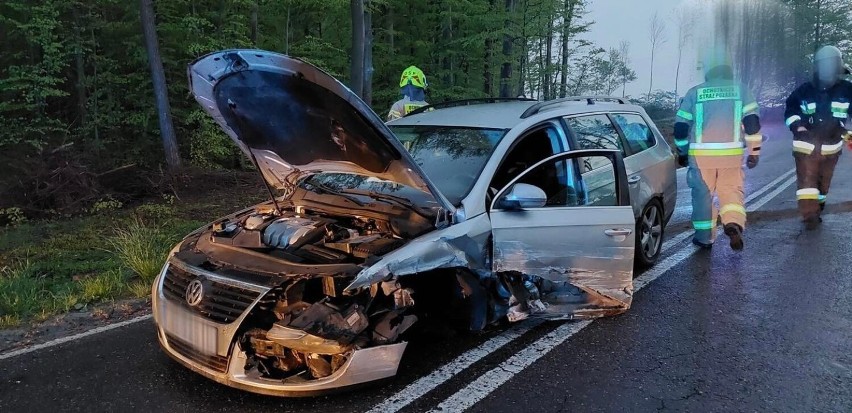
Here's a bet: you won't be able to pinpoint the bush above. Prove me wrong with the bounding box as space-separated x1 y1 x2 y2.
109 219 173 283
631 90 678 147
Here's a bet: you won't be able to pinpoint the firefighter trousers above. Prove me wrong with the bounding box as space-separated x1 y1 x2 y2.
794 151 839 222
687 165 746 244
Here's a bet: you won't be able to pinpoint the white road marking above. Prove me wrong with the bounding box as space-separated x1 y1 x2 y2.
0 314 152 361
425 173 799 413
366 320 543 413
747 175 796 212
429 320 593 413
745 168 796 204
661 229 693 253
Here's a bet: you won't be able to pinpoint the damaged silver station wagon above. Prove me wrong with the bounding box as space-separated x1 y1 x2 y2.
152 49 676 396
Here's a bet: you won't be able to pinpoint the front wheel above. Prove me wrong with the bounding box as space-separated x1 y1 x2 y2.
635 199 664 269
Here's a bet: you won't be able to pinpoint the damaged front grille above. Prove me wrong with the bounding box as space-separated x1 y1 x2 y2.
162 264 268 324
166 333 229 373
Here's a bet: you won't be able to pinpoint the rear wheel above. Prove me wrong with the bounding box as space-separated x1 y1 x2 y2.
635 199 664 269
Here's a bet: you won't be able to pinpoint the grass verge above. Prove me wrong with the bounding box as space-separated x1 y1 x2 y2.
0 182 264 328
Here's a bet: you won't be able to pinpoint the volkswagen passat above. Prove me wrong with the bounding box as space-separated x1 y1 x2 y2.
152 49 674 396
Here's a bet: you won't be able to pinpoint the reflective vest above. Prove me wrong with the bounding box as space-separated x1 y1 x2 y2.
675 80 761 168
387 97 428 121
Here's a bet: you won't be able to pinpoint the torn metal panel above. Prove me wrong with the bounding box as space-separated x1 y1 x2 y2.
346 214 492 290
494 240 634 319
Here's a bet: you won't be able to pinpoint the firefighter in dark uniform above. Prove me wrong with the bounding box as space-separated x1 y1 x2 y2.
784 46 852 229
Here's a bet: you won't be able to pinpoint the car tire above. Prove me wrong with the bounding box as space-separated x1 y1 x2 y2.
635 199 664 270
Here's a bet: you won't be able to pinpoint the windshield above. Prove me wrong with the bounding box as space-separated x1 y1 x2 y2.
390 126 507 204
301 173 439 209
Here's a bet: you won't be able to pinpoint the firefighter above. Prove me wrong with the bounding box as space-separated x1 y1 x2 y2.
784 46 852 229
386 66 429 121
675 64 762 251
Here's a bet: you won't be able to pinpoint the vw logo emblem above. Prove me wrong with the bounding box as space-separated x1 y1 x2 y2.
185 279 204 307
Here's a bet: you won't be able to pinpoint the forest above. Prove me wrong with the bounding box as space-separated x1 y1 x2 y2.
0 0 633 218
1 0 850 218
0 0 850 328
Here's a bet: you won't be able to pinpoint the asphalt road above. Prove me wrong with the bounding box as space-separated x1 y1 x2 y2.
2 126 851 413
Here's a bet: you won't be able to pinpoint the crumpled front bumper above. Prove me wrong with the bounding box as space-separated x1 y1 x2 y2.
152 264 407 396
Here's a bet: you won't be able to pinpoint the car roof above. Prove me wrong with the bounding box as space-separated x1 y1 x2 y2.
388 99 648 130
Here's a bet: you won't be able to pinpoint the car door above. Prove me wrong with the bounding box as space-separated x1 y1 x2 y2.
563 113 643 217
489 149 636 319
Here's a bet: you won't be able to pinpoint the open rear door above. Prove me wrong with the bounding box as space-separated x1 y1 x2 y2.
490 149 635 319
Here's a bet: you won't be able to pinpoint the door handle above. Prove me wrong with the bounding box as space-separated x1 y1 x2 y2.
605 228 633 237
628 175 641 184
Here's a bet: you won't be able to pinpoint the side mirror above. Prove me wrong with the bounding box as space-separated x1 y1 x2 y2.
497 183 547 210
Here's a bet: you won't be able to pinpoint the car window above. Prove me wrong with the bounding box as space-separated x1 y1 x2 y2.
391 125 507 205
612 113 656 154
490 125 563 195
566 115 621 171
504 154 618 208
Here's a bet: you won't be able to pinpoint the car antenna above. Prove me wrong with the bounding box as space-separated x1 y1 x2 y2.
228 98 283 215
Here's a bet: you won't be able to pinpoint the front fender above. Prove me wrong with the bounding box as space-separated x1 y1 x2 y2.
345 214 492 290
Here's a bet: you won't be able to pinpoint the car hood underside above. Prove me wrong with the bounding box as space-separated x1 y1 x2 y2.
187 49 453 212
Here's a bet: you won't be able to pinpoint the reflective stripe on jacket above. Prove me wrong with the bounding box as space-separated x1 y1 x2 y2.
783 79 852 155
676 80 760 168
387 97 428 122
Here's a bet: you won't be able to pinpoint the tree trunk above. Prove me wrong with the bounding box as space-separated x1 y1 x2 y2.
516 0 528 98
388 5 394 53
140 0 180 171
216 0 226 39
349 0 365 98
647 46 655 100
484 0 495 96
813 0 822 53
285 3 291 54
559 0 575 98
499 0 514 98
674 46 682 99
90 27 100 145
441 6 452 85
72 5 87 126
363 0 374 105
544 12 554 100
250 1 259 46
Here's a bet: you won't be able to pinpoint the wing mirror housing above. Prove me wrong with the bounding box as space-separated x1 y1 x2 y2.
497 183 547 210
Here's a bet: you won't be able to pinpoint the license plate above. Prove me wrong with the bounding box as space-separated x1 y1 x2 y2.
160 301 218 355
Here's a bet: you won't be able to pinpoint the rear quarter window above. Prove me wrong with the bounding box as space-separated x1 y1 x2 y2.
611 113 656 155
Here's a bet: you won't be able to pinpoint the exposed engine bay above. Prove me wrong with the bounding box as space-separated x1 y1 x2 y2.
175 202 429 381
206 206 414 266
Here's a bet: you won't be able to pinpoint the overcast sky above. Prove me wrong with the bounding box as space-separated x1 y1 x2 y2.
586 0 699 97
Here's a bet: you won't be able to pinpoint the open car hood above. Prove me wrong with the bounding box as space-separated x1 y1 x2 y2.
188 49 453 213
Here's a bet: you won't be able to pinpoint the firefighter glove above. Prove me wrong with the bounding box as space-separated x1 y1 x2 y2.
677 154 688 168
747 155 759 169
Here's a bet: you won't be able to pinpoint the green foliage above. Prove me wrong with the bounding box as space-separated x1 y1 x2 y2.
109 218 175 283
0 208 28 227
88 195 124 215
77 268 129 302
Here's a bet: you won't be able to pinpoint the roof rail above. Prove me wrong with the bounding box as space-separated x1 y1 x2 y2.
520 96 632 119
405 97 538 117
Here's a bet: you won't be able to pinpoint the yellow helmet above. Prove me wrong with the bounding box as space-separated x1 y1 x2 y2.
399 66 427 89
